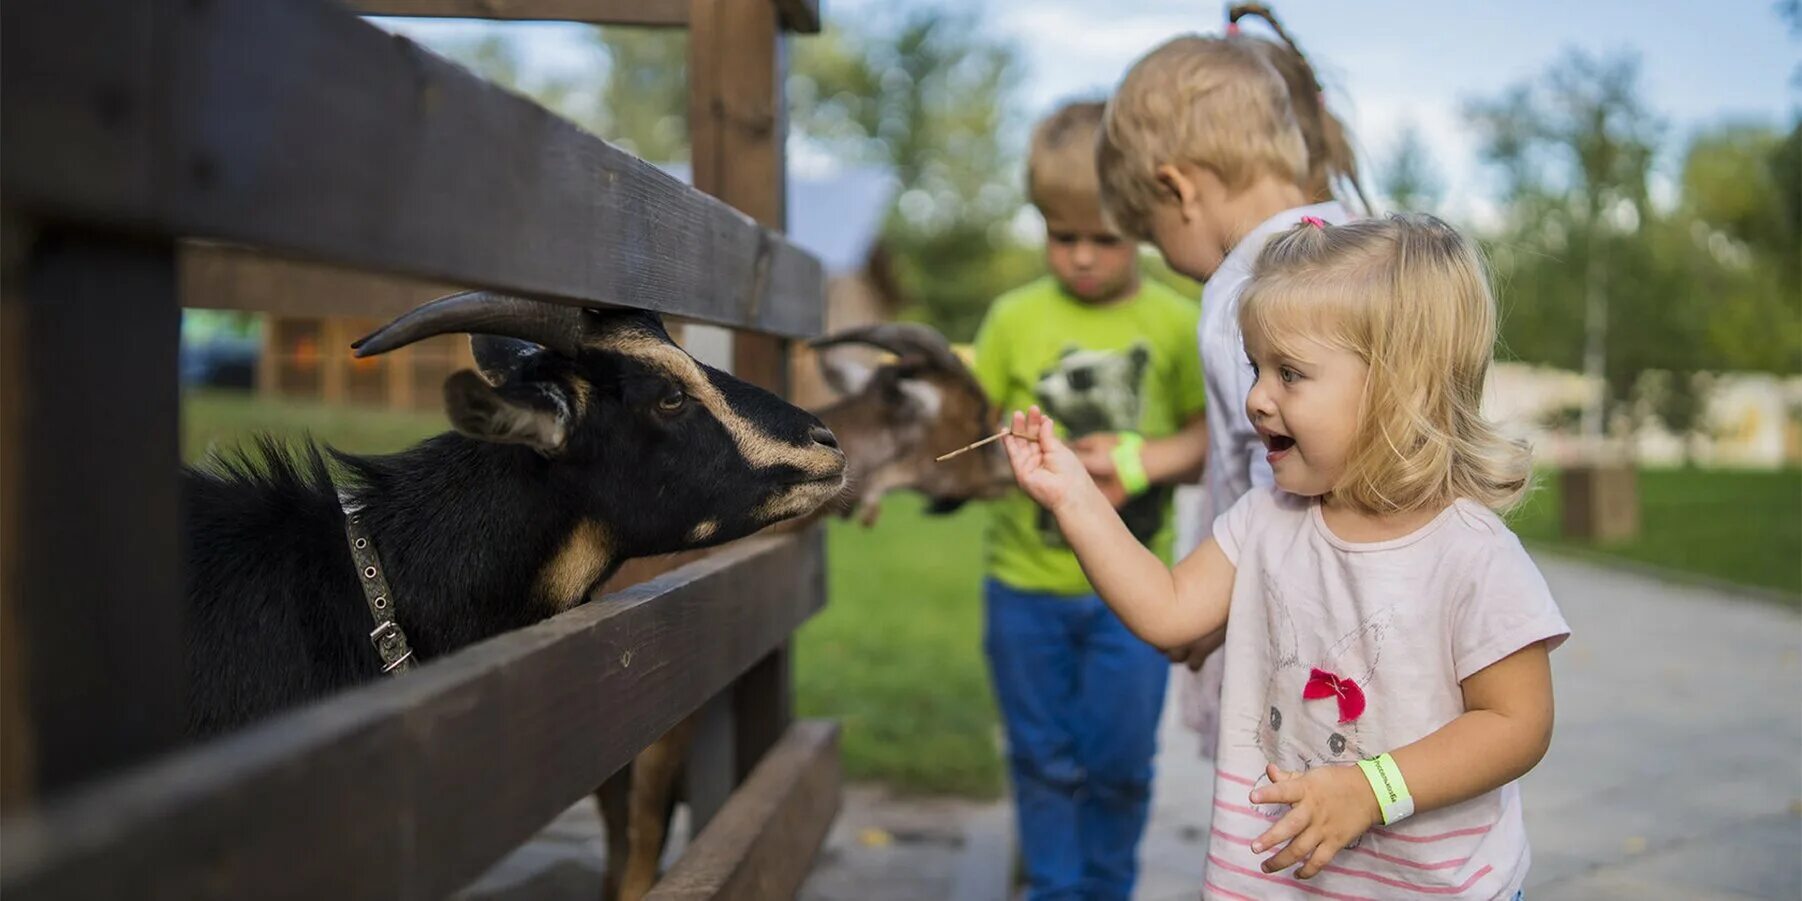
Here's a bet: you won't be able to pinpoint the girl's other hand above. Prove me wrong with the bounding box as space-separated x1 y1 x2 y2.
1001 407 1094 514
1247 762 1381 879
1071 433 1129 508
1071 432 1120 476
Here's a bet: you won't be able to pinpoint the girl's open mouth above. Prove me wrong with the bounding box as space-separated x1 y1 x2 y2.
1265 433 1296 462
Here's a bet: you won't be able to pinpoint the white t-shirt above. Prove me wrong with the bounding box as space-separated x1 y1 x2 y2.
1202 487 1569 900
1194 200 1352 530
1180 200 1353 752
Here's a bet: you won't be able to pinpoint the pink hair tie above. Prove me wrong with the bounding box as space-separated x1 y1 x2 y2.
1300 216 1327 229
1225 22 1241 35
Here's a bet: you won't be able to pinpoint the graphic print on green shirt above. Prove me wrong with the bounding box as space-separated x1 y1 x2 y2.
1031 342 1169 547
973 275 1206 596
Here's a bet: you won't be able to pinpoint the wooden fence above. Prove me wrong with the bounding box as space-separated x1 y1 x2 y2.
0 0 838 897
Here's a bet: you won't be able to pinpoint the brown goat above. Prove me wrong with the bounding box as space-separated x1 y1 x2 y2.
595 322 1008 900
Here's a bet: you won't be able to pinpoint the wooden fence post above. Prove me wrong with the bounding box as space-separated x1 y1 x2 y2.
0 229 185 798
689 0 802 785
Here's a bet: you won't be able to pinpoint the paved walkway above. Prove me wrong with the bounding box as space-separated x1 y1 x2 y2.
467 554 1802 900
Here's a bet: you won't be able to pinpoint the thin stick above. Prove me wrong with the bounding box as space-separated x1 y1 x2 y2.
935 427 1023 463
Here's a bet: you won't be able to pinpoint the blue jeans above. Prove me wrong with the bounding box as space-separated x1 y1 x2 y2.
984 578 1169 901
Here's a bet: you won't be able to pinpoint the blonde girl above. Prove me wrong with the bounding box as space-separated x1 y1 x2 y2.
1003 214 1567 899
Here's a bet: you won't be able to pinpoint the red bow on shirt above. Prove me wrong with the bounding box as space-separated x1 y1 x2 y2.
1302 668 1366 724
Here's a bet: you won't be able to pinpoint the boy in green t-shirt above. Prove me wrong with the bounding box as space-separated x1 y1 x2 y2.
972 101 1207 900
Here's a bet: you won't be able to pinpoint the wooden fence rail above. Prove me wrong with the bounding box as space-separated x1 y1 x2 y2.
1 0 822 337
351 0 821 32
1 534 822 901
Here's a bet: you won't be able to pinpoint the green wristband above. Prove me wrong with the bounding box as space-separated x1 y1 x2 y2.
1110 432 1149 497
1357 753 1415 825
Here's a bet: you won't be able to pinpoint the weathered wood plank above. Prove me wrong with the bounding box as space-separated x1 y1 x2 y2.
352 0 689 27
0 215 31 814
351 0 820 31
0 229 185 797
0 531 826 901
1 0 823 337
644 720 840 901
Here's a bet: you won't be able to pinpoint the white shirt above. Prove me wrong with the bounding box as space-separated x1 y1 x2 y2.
1203 488 1570 900
1179 201 1354 753
1194 201 1353 530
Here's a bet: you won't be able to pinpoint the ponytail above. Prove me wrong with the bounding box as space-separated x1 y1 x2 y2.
1226 3 1372 212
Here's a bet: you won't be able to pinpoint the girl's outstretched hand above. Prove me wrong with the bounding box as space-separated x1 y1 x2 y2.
1001 407 1094 514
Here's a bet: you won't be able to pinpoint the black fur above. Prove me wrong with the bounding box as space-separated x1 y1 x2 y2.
182 313 841 737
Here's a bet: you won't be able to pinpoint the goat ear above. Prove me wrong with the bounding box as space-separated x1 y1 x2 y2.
894 377 944 420
443 370 571 453
816 347 878 397
471 335 547 386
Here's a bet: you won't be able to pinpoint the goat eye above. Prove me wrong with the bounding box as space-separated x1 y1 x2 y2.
657 391 687 413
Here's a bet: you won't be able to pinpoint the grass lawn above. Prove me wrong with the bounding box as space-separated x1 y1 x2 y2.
1508 468 1802 600
800 496 1001 797
184 389 445 460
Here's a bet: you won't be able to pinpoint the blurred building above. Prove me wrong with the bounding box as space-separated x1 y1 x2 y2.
1485 363 1802 469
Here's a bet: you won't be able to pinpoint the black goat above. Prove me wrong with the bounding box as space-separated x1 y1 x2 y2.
183 292 845 736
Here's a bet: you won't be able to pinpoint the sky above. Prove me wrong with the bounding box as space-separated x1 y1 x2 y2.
376 0 1798 223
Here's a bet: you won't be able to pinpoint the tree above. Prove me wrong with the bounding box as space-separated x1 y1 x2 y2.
1377 124 1443 213
787 9 1027 339
1465 50 1664 444
1467 52 1799 462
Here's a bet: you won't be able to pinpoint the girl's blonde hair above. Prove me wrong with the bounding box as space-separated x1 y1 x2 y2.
1097 5 1366 238
1239 214 1532 514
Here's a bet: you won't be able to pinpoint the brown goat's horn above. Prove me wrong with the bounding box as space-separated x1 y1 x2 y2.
812 322 969 378
352 291 587 359
811 322 991 404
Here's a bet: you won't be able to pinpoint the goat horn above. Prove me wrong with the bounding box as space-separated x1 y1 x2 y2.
810 322 989 402
352 291 587 359
811 322 968 377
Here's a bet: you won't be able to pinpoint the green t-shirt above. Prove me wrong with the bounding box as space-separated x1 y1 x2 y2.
973 276 1206 596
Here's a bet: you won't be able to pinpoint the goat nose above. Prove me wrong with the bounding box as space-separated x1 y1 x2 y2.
809 426 839 450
